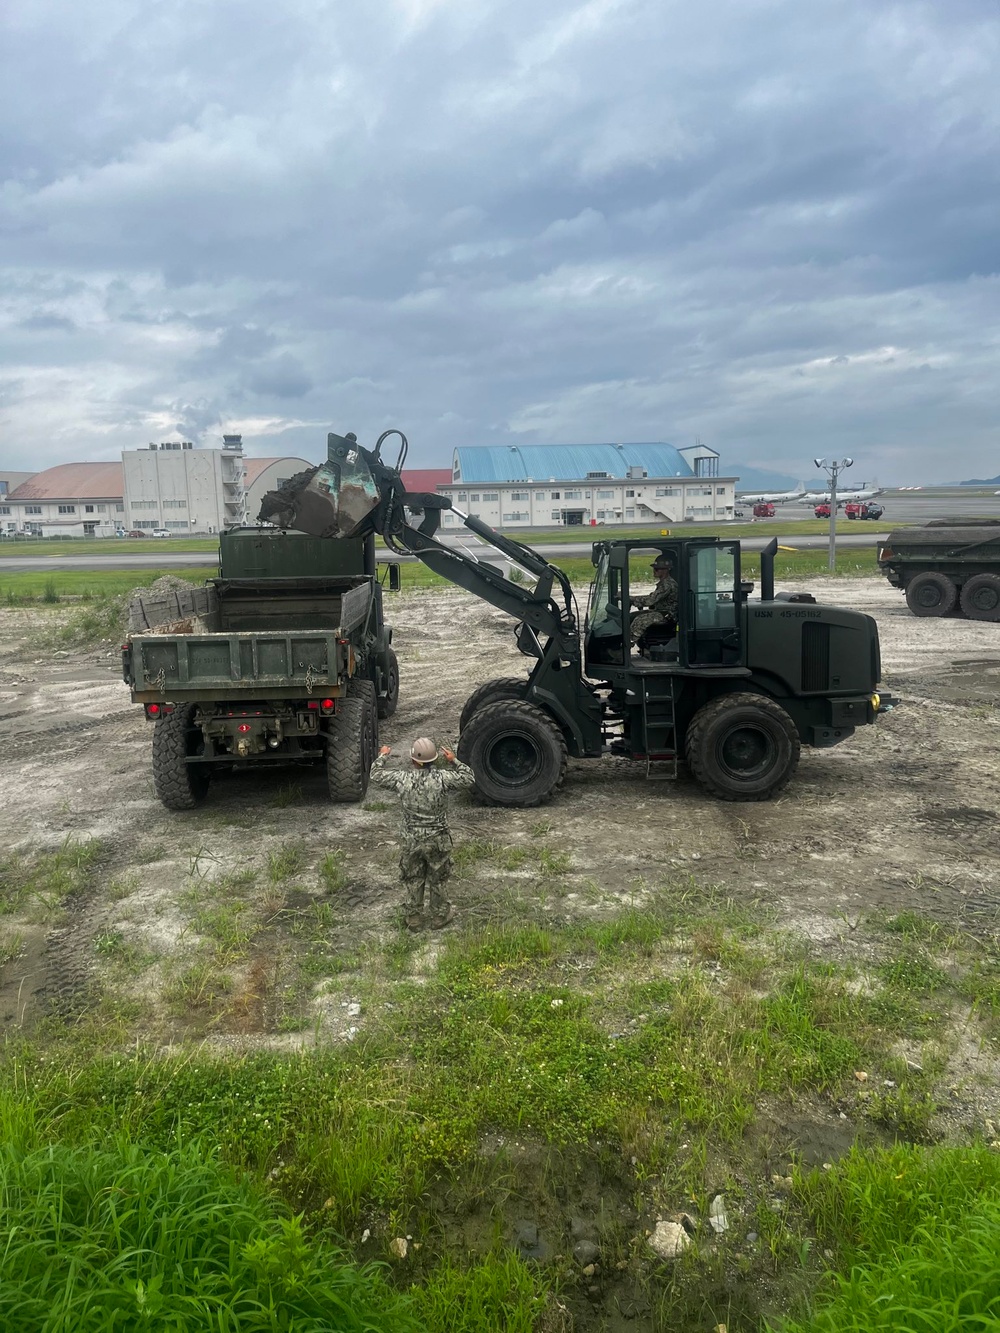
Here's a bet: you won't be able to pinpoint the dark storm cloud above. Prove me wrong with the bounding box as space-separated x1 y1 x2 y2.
1 0 997 480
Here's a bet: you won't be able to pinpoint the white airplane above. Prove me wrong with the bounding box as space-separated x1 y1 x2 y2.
737 483 806 504
798 486 884 504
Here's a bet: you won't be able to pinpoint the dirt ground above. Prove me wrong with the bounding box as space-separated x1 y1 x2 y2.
1 576 999 1040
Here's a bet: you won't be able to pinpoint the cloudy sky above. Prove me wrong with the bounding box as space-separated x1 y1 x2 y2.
1 0 997 484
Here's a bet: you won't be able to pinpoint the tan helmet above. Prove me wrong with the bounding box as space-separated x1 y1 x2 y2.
410 737 438 765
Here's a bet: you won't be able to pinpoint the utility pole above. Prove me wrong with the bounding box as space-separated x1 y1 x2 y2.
813 457 853 572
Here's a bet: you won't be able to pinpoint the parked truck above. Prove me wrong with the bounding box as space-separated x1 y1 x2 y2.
123 527 399 809
257 429 893 806
878 519 1000 620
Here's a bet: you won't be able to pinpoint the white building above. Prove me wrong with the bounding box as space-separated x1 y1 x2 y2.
121 437 314 534
1 463 125 537
437 442 736 529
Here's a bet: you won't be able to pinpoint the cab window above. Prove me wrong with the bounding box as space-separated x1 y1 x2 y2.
689 545 738 630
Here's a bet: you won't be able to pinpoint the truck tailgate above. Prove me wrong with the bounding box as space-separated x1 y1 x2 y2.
130 631 344 698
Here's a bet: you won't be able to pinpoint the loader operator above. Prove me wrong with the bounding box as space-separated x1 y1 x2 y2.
370 738 475 931
630 554 678 647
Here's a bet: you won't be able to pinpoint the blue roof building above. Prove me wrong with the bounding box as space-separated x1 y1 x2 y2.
452 442 699 484
438 442 736 530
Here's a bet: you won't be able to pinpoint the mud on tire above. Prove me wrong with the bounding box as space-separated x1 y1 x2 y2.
350 677 379 754
459 677 527 733
685 692 800 802
152 704 211 810
377 648 399 720
458 699 567 808
326 697 370 802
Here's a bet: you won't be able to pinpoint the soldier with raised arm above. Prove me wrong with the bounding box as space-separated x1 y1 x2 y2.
370 737 476 930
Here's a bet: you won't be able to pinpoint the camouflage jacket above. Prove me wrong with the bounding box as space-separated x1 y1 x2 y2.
633 575 678 619
370 755 476 844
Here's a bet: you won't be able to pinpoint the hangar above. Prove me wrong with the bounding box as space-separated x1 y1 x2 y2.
438 442 736 528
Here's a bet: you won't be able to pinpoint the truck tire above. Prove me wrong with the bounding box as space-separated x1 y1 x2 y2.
326 698 370 803
685 692 800 802
458 699 567 808
350 678 379 751
959 573 1000 622
152 705 210 810
905 571 958 617
459 677 526 733
377 649 399 720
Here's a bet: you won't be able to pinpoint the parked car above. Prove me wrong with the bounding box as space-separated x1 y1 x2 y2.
752 503 776 518
127 529 146 538
152 528 171 538
814 503 831 518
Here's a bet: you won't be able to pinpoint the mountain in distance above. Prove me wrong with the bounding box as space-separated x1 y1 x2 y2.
959 475 1000 486
723 463 800 491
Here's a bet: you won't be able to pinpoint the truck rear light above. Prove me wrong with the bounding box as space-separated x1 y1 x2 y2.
878 546 893 560
145 703 160 718
320 698 335 714
307 701 319 710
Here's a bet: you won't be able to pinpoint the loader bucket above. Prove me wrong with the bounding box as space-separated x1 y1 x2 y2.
257 432 383 539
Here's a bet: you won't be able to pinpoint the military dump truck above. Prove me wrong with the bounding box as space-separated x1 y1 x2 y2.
258 429 892 806
123 526 399 810
878 520 1000 620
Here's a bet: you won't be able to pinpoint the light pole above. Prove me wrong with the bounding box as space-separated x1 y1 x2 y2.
814 457 853 572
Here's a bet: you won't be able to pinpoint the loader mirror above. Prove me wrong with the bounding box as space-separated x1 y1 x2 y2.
380 562 401 591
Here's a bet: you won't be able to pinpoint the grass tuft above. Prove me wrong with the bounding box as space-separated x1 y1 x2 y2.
0 1116 420 1333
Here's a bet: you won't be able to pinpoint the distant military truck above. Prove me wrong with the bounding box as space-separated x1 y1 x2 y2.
878 519 1000 620
123 527 399 809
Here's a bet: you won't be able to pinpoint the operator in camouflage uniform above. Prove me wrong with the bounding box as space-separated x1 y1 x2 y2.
630 554 679 647
370 737 476 931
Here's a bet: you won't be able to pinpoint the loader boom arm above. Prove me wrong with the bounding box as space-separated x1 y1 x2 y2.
257 431 581 660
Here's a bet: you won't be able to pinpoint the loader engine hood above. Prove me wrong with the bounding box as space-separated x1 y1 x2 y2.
257 432 385 539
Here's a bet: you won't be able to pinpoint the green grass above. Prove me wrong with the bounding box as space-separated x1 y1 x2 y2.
0 839 105 916
267 843 307 884
0 536 218 557
505 518 896 544
0 541 878 613
777 1144 1000 1333
389 546 880 592
7 884 1000 1332
0 1113 420 1333
0 567 213 601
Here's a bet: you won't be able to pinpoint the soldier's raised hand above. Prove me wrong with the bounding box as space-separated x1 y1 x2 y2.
379 745 392 757
441 747 456 763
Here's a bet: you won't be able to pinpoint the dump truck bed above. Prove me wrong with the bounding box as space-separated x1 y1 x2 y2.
126 575 374 702
129 629 350 702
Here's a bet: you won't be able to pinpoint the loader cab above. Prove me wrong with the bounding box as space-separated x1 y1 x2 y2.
585 539 744 673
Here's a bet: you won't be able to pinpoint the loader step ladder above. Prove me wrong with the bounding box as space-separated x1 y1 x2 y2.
640 674 678 780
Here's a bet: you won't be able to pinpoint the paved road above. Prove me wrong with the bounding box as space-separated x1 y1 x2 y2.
3 488 998 571
0 530 890 571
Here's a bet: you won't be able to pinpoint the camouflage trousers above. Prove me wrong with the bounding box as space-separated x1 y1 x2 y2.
630 610 668 644
399 835 453 911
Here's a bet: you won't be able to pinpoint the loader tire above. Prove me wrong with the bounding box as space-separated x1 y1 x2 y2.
905 571 958 618
326 698 370 803
458 699 567 808
685 692 799 802
152 704 210 810
459 677 526 733
377 649 399 720
959 573 1000 622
